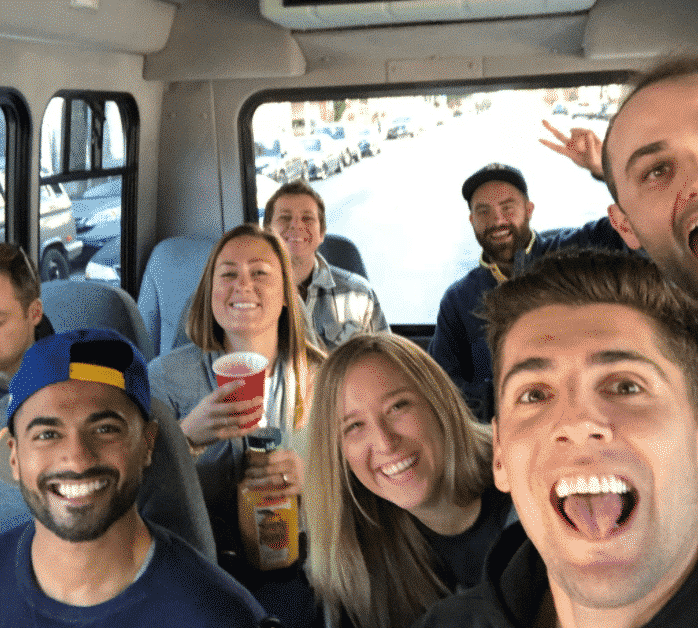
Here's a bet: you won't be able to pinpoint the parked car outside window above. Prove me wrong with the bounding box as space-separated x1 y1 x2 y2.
300 136 345 180
254 137 308 184
0 171 82 281
315 123 361 166
386 116 418 139
71 177 121 253
356 127 383 157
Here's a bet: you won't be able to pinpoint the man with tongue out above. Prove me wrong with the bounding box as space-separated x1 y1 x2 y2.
428 164 624 423
413 248 698 628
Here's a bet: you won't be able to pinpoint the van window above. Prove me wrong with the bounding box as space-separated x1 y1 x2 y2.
39 93 136 290
248 78 626 325
0 90 31 249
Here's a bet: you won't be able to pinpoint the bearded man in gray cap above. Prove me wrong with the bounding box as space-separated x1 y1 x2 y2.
428 163 625 423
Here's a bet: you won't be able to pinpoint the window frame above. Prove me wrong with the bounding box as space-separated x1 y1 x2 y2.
0 89 32 249
38 90 139 296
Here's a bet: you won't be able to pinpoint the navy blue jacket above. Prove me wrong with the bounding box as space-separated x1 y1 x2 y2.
428 217 628 422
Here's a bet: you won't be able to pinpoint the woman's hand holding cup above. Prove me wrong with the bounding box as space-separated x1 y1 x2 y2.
181 381 266 446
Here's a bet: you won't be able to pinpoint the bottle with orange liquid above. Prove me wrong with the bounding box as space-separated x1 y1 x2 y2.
237 427 300 570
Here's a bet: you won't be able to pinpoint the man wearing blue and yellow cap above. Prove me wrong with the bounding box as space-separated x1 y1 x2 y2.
1 329 276 627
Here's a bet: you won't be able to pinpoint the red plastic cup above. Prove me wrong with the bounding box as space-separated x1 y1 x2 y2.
213 352 268 429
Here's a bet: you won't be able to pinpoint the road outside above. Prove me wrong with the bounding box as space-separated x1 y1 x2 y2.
308 109 613 325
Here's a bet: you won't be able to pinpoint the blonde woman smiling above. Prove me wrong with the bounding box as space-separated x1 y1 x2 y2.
305 334 514 628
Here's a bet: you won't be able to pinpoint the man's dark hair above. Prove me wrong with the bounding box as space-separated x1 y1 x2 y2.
0 243 40 311
482 248 698 413
602 54 698 204
263 180 326 234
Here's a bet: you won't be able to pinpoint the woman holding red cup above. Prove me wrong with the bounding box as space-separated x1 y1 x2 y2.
148 224 324 566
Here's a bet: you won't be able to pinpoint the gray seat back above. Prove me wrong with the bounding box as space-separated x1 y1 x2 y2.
318 233 368 279
138 397 216 559
137 237 215 357
41 280 155 362
172 292 196 352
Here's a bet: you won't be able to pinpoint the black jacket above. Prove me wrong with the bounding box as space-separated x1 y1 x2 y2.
411 522 698 628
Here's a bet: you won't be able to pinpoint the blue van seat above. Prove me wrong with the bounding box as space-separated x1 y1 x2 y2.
319 233 368 279
41 280 155 363
137 236 215 357
172 292 196 353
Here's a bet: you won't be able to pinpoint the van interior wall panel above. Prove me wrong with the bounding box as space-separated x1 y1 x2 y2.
143 6 679 87
584 0 698 60
143 0 306 81
480 54 646 78
157 80 226 241
0 0 176 55
0 38 164 275
294 16 591 66
212 81 247 232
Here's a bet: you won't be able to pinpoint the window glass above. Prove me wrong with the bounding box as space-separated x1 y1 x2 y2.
252 83 624 325
69 99 92 172
37 179 76 281
41 98 64 176
39 96 126 285
103 101 126 169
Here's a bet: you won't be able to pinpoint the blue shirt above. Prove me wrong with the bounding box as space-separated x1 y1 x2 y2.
0 520 269 628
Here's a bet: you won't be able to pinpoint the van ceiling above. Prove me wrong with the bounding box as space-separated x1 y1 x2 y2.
259 0 597 31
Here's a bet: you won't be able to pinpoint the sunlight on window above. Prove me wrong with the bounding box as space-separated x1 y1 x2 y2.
253 84 624 324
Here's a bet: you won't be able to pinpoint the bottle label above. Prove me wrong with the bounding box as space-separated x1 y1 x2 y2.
255 495 293 568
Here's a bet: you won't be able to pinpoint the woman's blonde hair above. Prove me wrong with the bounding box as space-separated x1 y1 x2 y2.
188 223 323 427
305 333 493 628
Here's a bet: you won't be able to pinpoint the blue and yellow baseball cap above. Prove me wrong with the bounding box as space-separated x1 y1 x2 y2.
6 329 150 434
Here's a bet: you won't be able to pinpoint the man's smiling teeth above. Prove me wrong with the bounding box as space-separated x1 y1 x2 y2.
555 475 629 498
53 479 108 499
381 454 417 477
489 228 511 239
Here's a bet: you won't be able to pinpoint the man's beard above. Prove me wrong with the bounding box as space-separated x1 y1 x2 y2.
20 466 141 543
476 224 532 265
